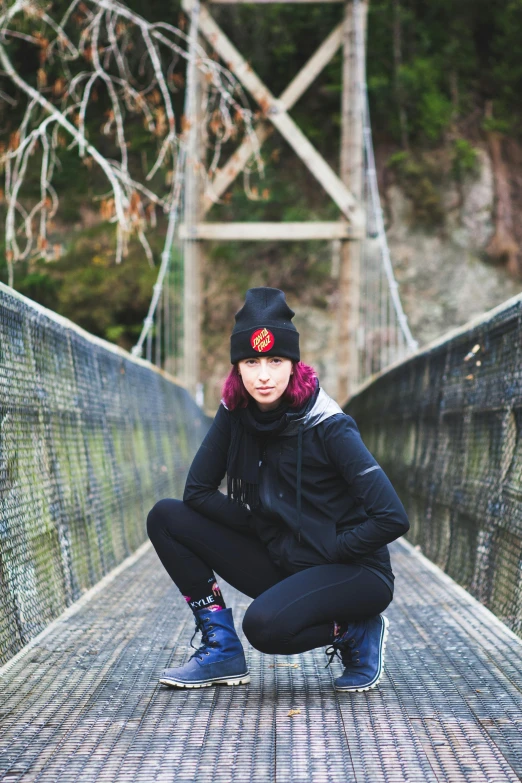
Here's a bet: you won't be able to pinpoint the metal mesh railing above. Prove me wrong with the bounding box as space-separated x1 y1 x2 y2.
0 282 208 666
345 291 522 638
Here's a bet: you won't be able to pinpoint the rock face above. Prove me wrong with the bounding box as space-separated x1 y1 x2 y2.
386 148 521 349
299 146 521 400
292 305 339 400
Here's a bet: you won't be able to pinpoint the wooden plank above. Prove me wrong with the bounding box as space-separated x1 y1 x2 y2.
279 23 343 109
269 111 362 221
203 123 271 214
182 0 363 226
203 23 343 214
179 222 361 241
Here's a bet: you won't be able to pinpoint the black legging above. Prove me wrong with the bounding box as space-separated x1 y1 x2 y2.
147 499 393 655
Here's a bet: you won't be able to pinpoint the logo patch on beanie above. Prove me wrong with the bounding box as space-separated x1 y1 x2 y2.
251 328 275 353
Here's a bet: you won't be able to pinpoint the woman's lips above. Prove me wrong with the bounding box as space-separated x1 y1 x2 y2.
257 387 274 393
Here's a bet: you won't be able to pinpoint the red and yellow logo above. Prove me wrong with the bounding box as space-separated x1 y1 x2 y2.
250 328 275 353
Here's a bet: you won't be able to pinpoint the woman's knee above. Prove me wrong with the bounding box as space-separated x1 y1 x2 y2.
242 601 282 654
146 498 184 541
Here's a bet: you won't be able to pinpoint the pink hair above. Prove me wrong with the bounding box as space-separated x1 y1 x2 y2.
222 361 317 410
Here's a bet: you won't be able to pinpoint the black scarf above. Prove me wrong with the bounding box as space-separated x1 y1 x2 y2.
226 381 319 509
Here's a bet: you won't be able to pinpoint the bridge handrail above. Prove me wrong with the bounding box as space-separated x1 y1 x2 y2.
0 282 208 665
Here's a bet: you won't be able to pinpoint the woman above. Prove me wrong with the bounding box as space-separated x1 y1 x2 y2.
147 287 410 693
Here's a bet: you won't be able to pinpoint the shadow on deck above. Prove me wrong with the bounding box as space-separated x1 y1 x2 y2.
1 539 521 783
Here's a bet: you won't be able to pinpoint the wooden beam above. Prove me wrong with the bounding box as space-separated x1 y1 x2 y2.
203 123 271 214
271 112 362 221
182 0 363 226
337 0 368 401
179 222 361 241
203 23 343 214
279 23 343 109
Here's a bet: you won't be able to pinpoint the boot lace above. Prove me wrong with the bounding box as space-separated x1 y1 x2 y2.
188 615 217 662
324 635 359 669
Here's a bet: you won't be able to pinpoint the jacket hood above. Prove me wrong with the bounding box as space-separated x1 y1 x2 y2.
279 387 343 437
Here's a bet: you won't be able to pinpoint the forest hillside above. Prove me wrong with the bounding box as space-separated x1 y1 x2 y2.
1 0 522 405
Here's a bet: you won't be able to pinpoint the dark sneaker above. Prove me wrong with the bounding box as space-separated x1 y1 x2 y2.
160 607 250 689
325 614 389 693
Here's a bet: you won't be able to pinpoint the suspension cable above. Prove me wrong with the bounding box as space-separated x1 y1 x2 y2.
353 0 418 353
132 0 201 359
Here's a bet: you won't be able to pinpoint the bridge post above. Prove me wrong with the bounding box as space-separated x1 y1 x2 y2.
182 25 207 397
338 0 367 402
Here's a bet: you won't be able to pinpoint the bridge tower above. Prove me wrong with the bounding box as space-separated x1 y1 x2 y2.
180 0 368 402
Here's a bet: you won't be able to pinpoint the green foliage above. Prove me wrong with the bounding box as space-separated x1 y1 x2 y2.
387 152 445 229
482 114 512 134
16 272 61 310
398 58 454 142
5 225 160 351
451 139 479 181
490 0 522 132
367 0 522 144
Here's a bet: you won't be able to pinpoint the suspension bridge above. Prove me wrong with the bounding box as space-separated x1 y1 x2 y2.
131 0 417 404
1 1 522 782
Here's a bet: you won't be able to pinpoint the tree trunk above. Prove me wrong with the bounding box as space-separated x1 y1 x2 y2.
485 128 521 279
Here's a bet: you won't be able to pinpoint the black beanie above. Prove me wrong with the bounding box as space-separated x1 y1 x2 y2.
230 287 300 364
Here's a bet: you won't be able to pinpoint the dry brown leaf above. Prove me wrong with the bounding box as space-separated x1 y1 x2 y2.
154 107 167 137
100 198 115 221
170 73 185 89
53 78 66 97
287 709 301 717
9 131 20 151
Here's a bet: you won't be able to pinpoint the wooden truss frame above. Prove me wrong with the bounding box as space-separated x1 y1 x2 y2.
180 0 367 400
181 0 364 236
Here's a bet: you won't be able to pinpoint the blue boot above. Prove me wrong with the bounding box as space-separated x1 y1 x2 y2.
160 607 250 688
325 615 389 693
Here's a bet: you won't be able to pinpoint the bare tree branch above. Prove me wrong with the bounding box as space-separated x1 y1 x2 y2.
0 0 262 284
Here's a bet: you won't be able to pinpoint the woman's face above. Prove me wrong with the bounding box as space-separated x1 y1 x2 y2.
238 356 293 411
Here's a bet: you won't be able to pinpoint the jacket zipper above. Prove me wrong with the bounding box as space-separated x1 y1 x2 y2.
259 444 276 517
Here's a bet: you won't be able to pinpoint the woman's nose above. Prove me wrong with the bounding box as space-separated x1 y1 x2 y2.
257 362 270 380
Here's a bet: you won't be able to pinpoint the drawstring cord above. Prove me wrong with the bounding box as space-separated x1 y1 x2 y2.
296 423 303 543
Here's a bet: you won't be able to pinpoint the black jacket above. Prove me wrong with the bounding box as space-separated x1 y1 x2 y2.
183 390 410 594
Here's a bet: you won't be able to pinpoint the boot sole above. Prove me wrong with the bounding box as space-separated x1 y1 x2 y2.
334 615 389 693
159 673 250 689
